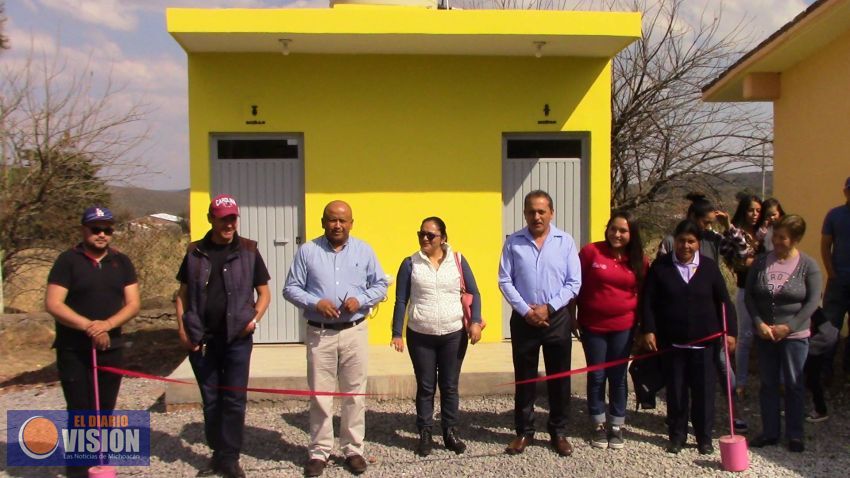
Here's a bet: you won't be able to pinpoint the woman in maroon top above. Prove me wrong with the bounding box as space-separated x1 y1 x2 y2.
575 211 647 450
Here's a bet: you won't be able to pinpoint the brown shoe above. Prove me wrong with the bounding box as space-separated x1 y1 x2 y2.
304 458 326 477
344 454 368 475
505 435 533 455
551 436 573 456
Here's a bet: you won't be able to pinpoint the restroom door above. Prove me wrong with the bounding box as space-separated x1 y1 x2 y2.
501 135 587 338
211 134 305 343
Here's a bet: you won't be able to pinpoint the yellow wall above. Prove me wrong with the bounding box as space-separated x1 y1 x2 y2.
774 26 850 271
187 53 612 343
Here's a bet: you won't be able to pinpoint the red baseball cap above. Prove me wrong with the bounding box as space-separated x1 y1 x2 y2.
209 194 239 218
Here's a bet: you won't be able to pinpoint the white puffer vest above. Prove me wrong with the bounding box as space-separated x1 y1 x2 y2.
407 245 464 336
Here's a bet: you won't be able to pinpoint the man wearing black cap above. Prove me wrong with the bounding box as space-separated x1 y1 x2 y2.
176 194 271 478
45 206 140 478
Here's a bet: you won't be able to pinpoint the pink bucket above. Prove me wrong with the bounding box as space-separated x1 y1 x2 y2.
89 465 117 478
719 435 749 472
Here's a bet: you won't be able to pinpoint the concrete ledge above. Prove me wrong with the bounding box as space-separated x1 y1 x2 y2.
165 340 587 407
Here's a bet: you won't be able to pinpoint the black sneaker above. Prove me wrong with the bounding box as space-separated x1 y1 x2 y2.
417 429 434 456
607 426 625 450
788 439 805 453
590 424 608 449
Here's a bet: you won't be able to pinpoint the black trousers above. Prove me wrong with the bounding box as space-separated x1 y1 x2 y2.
57 347 123 478
663 346 716 445
406 327 468 431
510 308 572 438
188 334 253 464
804 353 827 415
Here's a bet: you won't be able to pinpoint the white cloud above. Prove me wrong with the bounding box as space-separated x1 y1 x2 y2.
36 0 139 32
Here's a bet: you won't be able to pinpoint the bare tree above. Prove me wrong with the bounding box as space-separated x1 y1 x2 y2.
0 38 149 285
456 0 772 217
1 2 9 50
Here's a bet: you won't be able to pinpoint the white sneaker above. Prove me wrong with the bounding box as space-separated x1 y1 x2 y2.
805 411 829 423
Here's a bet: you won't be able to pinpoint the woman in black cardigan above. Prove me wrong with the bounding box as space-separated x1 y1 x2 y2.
641 220 737 455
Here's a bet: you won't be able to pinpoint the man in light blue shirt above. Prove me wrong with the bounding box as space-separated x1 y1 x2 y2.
499 190 581 458
283 200 388 477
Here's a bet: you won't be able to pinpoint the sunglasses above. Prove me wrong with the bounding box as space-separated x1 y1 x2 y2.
88 226 114 236
416 231 440 241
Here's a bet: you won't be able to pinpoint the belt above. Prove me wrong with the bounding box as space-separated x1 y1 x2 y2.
307 318 365 331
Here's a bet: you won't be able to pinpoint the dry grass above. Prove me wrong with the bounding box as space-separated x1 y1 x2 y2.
2 230 188 313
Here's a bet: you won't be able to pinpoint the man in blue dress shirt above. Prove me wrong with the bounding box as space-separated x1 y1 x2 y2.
499 190 582 457
284 200 388 477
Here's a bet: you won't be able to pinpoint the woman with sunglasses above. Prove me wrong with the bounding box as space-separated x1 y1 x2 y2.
391 217 483 457
575 211 647 450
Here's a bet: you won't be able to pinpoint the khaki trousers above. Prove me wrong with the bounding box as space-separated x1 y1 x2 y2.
306 320 368 460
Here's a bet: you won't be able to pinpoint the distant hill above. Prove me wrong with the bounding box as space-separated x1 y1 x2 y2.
109 186 189 219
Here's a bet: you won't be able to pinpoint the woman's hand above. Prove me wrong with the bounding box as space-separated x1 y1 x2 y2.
726 336 737 354
642 333 657 352
771 324 791 342
468 323 482 345
391 337 404 353
758 323 775 341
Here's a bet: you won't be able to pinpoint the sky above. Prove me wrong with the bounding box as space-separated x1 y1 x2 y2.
3 0 814 190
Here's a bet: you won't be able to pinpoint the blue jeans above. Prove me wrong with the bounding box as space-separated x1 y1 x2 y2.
822 277 850 374
581 328 633 426
756 337 808 441
406 327 468 431
734 289 754 388
189 334 253 463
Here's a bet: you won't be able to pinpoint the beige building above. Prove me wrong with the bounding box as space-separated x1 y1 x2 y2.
702 0 850 263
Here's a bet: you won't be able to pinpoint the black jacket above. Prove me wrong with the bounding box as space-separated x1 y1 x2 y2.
641 253 737 346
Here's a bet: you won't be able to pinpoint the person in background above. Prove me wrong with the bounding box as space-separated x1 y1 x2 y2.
499 190 582 458
45 206 140 478
391 216 483 456
756 198 786 253
657 193 727 261
746 215 822 453
642 220 737 455
820 177 850 382
803 308 838 423
176 194 271 478
575 211 647 450
719 193 763 400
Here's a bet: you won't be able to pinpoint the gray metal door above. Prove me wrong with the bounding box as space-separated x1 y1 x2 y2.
501 136 586 339
211 135 304 343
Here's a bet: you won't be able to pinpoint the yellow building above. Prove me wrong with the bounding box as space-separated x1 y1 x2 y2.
167 4 641 344
703 0 850 267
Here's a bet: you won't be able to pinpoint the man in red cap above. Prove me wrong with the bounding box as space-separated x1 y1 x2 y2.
175 194 271 478
45 205 140 478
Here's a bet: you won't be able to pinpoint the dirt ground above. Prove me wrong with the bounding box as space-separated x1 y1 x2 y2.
0 306 187 394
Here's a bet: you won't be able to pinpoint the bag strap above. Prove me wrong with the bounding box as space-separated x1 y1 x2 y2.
453 251 467 292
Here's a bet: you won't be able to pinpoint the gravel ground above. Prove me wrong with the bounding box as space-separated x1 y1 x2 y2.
2 376 849 478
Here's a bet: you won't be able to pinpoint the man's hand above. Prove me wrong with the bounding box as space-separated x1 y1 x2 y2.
771 324 791 342
524 306 548 328
177 327 200 352
316 299 341 319
86 319 111 338
468 323 482 344
391 337 404 352
642 332 657 352
342 297 361 314
533 304 551 326
726 336 737 354
93 333 111 351
758 323 775 341
239 320 257 338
